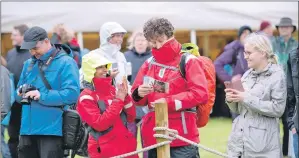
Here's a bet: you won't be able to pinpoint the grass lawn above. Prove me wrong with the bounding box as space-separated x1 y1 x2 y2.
3 117 287 158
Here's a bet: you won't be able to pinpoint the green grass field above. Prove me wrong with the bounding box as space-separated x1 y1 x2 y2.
3 117 286 158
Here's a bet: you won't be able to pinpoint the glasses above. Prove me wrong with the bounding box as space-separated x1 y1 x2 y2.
243 51 254 56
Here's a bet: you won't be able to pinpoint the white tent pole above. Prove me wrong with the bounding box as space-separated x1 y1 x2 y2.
77 32 84 49
190 29 197 44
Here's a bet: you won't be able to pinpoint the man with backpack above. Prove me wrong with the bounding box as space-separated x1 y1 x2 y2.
214 25 252 120
131 17 209 158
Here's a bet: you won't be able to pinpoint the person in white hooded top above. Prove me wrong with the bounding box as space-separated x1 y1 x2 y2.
80 22 129 89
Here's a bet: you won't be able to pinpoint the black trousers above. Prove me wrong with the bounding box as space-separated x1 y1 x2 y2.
282 109 289 156
148 145 199 158
8 102 22 158
18 135 64 158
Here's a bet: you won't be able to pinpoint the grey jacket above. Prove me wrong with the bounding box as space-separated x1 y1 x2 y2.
0 65 11 120
287 47 299 131
227 64 286 158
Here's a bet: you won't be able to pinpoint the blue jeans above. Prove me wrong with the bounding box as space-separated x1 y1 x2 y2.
1 125 12 158
294 132 298 158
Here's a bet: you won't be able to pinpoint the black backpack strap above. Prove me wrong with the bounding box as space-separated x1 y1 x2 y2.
37 48 60 90
38 62 52 90
179 53 190 79
97 100 107 114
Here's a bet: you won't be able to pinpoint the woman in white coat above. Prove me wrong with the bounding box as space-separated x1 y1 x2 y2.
225 33 287 158
80 22 130 89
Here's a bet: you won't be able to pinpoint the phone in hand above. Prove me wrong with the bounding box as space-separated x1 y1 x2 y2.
232 79 244 92
224 81 232 89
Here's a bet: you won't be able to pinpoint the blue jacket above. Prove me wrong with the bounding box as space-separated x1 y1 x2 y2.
16 44 80 136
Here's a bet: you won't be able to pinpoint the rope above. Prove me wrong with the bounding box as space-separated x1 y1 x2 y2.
111 141 172 158
111 126 230 158
153 127 230 158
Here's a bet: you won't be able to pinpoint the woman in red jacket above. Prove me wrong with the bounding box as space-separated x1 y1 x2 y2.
77 52 138 158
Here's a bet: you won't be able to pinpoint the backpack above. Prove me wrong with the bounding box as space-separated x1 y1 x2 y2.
181 43 216 128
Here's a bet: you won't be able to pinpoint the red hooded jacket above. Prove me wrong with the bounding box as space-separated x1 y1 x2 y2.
77 77 138 158
131 39 208 147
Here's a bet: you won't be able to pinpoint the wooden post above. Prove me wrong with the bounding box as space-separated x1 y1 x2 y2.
155 102 170 158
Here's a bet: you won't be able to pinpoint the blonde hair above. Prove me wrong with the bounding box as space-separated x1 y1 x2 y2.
52 24 75 43
127 29 149 50
244 32 278 64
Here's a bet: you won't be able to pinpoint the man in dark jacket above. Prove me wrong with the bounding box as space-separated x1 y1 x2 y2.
272 17 298 156
287 47 299 158
5 24 31 158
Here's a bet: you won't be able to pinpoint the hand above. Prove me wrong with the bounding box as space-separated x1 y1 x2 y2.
292 128 297 134
150 98 166 108
225 89 245 103
24 90 41 100
109 68 119 78
225 89 234 102
116 83 127 101
138 84 154 97
231 74 242 82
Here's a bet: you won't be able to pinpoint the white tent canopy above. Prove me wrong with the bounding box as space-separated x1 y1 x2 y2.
1 2 298 32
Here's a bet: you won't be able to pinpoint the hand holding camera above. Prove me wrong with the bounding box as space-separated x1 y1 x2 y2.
18 84 39 105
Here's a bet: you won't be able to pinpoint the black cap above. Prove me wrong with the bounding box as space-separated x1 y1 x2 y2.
238 25 252 38
21 26 48 49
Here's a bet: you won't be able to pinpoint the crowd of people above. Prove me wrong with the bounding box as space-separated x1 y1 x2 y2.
0 16 298 158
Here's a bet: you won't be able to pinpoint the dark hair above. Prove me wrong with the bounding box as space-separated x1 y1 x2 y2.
143 17 174 41
13 24 29 36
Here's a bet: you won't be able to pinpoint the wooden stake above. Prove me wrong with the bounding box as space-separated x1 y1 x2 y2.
155 101 170 158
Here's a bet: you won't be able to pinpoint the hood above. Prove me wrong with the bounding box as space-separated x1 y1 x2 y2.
99 22 126 46
98 22 126 60
53 44 74 59
81 52 112 83
181 43 200 57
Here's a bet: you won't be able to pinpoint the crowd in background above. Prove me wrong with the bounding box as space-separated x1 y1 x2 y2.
0 16 298 158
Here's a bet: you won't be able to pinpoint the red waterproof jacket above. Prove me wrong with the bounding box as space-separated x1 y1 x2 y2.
131 39 209 147
77 77 138 158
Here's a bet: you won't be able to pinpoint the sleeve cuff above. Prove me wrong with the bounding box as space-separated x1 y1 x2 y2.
166 97 176 111
241 92 253 107
132 88 143 102
39 92 46 103
288 122 295 130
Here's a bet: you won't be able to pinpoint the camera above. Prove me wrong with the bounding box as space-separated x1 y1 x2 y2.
18 84 37 105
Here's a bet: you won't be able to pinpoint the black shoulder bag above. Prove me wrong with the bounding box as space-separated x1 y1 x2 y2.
37 50 82 152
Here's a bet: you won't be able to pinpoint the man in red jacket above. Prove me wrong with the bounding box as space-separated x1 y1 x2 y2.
131 17 208 158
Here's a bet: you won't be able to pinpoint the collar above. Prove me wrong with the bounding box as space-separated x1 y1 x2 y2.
33 47 55 62
93 77 115 99
251 63 272 77
132 48 151 56
278 36 296 44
